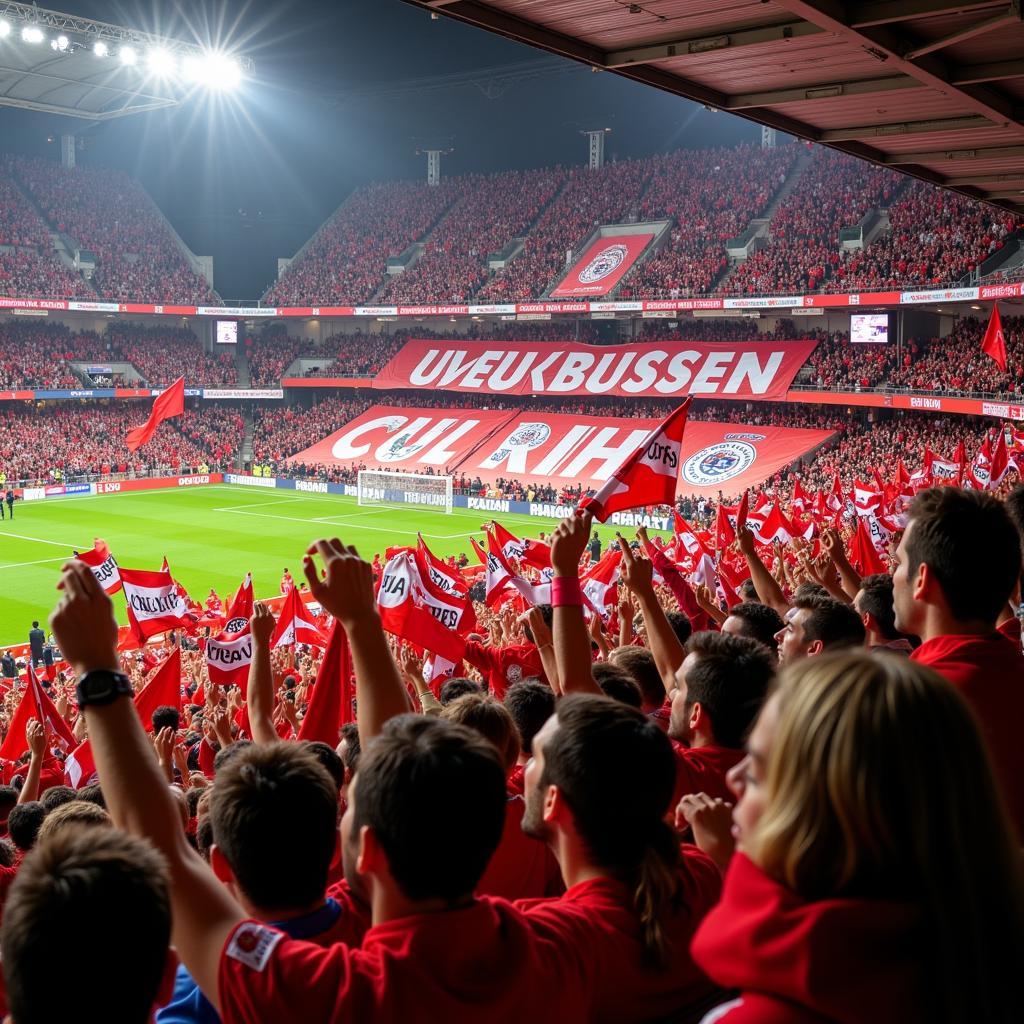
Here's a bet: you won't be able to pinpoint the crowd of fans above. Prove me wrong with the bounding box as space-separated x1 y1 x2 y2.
623 144 797 298
106 325 237 388
8 157 217 305
0 403 239 484
379 168 565 304
264 180 461 306
723 148 904 296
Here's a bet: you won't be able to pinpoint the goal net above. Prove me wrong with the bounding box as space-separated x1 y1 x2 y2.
357 470 454 514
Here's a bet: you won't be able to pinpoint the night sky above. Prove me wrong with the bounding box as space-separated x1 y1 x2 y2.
0 1 764 297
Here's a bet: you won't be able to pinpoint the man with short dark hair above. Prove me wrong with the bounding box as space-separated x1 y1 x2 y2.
7 802 45 852
721 602 784 652
894 486 1024 838
592 662 643 708
1 649 16 680
855 574 913 653
152 705 181 735
2 825 175 1024
503 680 555 793
775 593 866 666
608 645 667 728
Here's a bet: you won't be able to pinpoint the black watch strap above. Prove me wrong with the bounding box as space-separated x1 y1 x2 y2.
76 669 133 708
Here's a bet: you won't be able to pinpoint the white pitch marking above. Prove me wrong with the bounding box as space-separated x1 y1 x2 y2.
0 555 73 570
0 529 85 550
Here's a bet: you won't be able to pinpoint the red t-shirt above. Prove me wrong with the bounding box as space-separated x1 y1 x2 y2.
517 847 723 1023
911 632 1024 839
476 794 562 901
218 898 588 1024
671 742 744 808
507 764 526 796
463 641 546 700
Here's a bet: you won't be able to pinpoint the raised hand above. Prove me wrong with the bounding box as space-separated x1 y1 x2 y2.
303 538 377 628
676 792 735 873
550 511 592 578
26 718 46 759
250 602 276 647
50 560 118 676
617 535 654 597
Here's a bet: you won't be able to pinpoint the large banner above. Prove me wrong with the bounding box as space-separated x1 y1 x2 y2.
550 234 654 298
290 405 516 471
291 406 834 494
372 339 818 402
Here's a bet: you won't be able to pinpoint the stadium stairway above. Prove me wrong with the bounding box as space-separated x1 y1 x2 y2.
235 345 252 388
240 408 254 470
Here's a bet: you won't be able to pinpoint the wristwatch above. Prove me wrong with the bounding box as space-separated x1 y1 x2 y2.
76 669 133 708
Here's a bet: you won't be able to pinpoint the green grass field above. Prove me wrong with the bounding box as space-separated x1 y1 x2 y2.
0 483 669 645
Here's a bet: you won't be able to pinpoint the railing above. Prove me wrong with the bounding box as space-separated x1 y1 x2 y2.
789 382 1024 402
6 464 227 491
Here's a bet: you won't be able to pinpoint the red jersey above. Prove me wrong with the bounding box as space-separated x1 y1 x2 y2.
691 853 924 1023
218 897 588 1024
476 794 562 901
911 632 1024 839
463 641 546 700
671 742 744 808
507 763 526 796
280 574 294 594
518 847 723 1023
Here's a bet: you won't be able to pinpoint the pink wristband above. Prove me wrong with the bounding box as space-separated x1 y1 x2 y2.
551 577 584 607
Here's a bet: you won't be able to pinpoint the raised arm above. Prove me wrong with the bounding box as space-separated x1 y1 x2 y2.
17 719 46 804
523 606 560 697
549 513 602 696
619 536 685 695
245 602 279 745
303 538 408 745
737 527 791 619
50 559 242 1014
821 528 861 600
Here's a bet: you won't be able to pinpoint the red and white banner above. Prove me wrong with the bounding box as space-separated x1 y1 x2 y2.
290 404 516 471
205 630 254 687
372 339 817 401
293 405 834 493
120 567 192 641
550 233 654 298
77 539 122 595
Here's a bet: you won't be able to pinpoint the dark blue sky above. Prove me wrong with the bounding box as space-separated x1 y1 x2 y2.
0 1 763 297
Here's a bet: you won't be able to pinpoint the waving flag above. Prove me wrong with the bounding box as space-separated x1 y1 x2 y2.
121 567 192 642
205 630 254 688
416 535 466 599
125 376 185 452
376 552 467 663
297 623 354 744
0 668 77 761
980 303 1008 372
490 521 526 563
579 399 691 521
220 573 254 637
77 539 122 595
271 586 329 649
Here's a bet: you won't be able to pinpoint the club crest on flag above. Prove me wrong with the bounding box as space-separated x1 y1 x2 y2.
682 441 756 485
578 243 629 284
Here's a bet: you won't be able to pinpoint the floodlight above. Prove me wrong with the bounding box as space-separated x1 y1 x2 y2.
0 21 11 40
51 35 70 52
181 55 202 84
147 47 175 76
206 53 242 90
21 26 44 44
119 45 137 65
94 41 109 58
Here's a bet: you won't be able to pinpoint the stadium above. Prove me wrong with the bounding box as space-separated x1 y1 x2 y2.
0 2 1022 1022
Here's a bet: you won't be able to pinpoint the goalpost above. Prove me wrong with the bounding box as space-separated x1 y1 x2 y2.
357 470 454 515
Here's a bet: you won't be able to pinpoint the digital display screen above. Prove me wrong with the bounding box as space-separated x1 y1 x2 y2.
850 313 889 343
216 320 238 345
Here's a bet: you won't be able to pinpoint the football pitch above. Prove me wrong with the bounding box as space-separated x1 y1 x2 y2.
0 483 668 645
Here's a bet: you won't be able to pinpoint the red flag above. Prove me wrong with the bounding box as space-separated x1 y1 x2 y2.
579 399 691 521
125 377 185 452
749 502 795 545
581 548 623 614
482 531 514 607
376 552 467 663
220 573 254 637
989 429 1010 489
205 629 253 688
67 648 182 789
0 668 76 760
849 518 887 576
980 303 1008 372
297 623 353 744
714 502 735 552
134 647 182 729
521 538 552 571
76 539 122 595
271 587 329 649
490 521 526 563
120 567 192 642
736 490 749 534
416 535 468 599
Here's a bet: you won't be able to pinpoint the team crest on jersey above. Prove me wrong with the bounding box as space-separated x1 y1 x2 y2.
506 663 523 684
226 923 283 972
578 243 628 284
681 441 756 486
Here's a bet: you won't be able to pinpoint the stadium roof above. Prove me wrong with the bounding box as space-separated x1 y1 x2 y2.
404 0 1024 217
0 2 253 120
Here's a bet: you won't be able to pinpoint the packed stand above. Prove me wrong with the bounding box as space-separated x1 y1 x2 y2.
0 322 96 389
623 144 797 298
0 402 238 484
722 149 904 296
837 180 1019 290
105 325 238 387
476 160 653 301
9 156 217 305
251 394 375 465
264 180 460 306
888 315 1024 397
380 168 565 303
